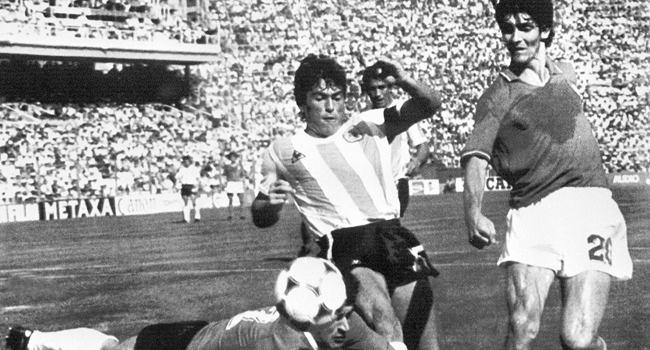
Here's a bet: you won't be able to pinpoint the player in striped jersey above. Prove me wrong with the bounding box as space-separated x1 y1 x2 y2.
251 54 443 350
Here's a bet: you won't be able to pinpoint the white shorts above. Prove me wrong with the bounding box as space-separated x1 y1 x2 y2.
225 181 245 195
498 187 633 280
32 328 118 350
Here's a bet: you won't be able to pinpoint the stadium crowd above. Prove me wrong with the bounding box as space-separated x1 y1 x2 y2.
0 0 648 203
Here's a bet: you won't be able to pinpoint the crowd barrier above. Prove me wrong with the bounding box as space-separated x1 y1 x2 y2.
1 173 647 223
452 172 650 193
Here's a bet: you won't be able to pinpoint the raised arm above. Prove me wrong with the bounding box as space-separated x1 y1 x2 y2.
380 59 442 139
463 156 496 249
251 150 294 228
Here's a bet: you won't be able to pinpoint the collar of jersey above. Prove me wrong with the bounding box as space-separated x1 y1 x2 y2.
298 116 358 143
499 56 563 83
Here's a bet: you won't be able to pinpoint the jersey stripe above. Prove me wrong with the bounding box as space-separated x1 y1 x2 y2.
292 135 363 227
318 136 385 219
269 122 399 237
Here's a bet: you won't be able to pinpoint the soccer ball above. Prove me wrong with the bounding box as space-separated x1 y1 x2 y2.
274 257 347 324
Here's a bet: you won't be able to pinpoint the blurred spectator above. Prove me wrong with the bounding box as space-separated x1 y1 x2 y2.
0 0 647 203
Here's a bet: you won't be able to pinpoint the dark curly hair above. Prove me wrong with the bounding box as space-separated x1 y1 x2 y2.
293 54 347 107
360 61 398 93
495 0 555 47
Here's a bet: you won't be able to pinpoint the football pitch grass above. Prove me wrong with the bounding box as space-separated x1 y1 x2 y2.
1 189 649 349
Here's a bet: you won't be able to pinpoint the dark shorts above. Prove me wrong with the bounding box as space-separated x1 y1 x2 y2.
396 178 410 217
134 321 208 350
319 219 439 287
181 185 196 197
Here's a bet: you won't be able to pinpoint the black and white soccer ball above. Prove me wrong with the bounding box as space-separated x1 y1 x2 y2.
274 257 347 324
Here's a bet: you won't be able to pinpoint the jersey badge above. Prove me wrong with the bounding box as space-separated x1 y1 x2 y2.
291 150 305 164
344 121 382 143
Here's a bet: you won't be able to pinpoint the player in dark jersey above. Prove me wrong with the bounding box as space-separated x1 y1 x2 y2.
5 258 393 350
460 0 633 349
222 151 247 220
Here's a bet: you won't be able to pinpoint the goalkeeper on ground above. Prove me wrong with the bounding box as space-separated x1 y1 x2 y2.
6 258 394 350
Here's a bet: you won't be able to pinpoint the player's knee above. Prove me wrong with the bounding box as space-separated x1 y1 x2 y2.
114 336 137 350
509 310 541 344
560 328 600 350
100 337 121 350
352 268 388 291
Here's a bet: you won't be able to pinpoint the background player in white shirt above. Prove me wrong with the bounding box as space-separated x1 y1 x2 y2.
361 61 430 217
175 155 202 223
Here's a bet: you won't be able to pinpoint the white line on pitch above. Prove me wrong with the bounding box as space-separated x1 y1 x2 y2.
4 259 650 279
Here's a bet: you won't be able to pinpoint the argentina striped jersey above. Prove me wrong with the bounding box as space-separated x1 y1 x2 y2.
265 110 400 238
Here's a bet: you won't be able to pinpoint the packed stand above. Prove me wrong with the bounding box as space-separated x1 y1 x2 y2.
0 0 217 45
0 101 259 204
0 0 648 203
195 0 648 171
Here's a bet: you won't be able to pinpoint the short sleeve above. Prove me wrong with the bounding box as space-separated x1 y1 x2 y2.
406 123 427 147
459 80 507 166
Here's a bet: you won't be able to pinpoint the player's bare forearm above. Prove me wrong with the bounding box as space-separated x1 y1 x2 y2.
405 143 429 177
463 156 487 227
383 57 441 113
462 156 496 249
379 58 441 125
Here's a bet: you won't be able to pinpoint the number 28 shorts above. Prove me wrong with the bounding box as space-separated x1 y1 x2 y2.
498 187 633 280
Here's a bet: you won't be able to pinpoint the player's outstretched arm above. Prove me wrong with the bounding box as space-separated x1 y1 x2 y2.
463 156 496 249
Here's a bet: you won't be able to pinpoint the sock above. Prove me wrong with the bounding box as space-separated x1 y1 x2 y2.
389 341 408 350
194 203 201 220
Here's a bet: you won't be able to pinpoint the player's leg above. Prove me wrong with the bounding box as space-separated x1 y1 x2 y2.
350 267 404 349
192 194 201 221
392 277 439 350
133 321 208 350
181 195 191 223
559 270 610 350
5 327 120 350
341 311 392 350
226 193 234 219
504 262 555 350
236 192 245 219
